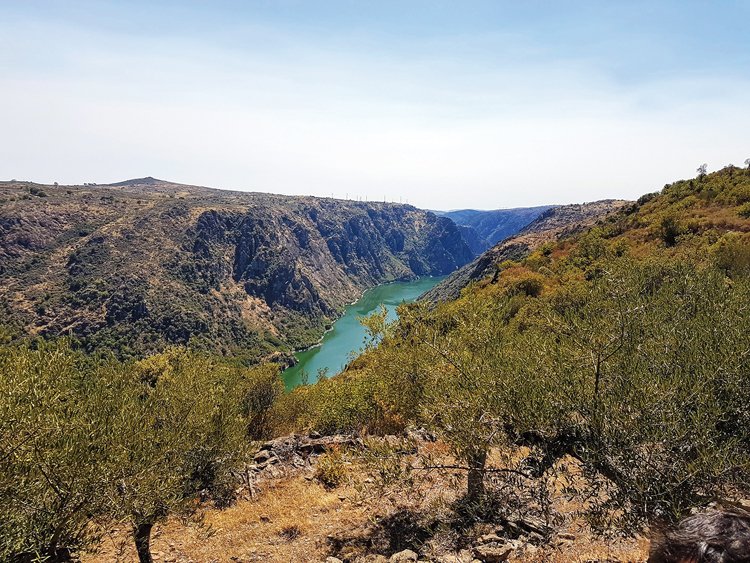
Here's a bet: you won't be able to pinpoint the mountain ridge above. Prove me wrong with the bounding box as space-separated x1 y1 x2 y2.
423 199 628 302
0 178 473 363
435 205 554 254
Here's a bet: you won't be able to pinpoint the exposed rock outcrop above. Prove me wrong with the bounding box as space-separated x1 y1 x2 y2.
0 178 473 362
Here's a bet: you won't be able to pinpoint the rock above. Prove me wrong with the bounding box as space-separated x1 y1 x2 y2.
254 450 272 463
405 426 437 442
383 435 402 448
325 558 344 563
500 515 552 540
527 531 545 543
516 515 551 536
390 549 419 562
478 533 502 544
472 544 513 562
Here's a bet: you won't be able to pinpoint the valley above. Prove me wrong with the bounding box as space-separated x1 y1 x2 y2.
283 275 445 389
4 3 750 561
435 206 554 254
0 178 473 365
2 166 750 563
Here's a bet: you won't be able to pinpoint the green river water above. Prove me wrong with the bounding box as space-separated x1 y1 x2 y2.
282 276 445 390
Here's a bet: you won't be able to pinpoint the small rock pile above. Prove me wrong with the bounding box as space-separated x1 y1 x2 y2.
250 433 361 473
324 514 557 562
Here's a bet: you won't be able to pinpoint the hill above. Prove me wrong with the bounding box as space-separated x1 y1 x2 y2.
271 166 750 557
5 166 750 563
424 200 627 302
436 205 553 254
0 178 473 363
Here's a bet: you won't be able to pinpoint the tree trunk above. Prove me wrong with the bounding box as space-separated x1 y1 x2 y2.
134 522 154 563
467 450 487 505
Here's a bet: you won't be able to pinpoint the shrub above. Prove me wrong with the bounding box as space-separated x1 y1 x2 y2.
0 342 115 560
658 215 683 246
315 447 348 489
0 344 260 562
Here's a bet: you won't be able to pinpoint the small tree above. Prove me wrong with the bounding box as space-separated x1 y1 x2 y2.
540 259 750 523
101 349 255 563
401 294 520 505
0 341 115 561
697 163 708 179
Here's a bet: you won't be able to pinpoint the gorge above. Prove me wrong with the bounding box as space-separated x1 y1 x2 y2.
0 177 473 365
282 275 444 389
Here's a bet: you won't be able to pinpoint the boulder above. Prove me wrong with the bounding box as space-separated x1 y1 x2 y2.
471 544 513 562
390 549 418 562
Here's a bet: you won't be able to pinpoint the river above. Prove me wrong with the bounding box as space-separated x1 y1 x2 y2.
282 276 445 390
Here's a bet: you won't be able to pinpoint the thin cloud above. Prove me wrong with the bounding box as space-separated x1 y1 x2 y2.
1 1 748 209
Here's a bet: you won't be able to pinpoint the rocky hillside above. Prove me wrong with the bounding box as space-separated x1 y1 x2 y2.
424 200 627 302
436 206 554 254
0 178 473 363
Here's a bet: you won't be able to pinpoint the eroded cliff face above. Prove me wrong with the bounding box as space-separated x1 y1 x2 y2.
0 179 472 362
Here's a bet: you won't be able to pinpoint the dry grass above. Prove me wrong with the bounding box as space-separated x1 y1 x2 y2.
86 471 370 563
83 442 651 563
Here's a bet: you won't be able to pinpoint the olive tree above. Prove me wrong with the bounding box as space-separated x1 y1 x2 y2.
542 260 750 522
0 341 116 561
401 290 531 505
101 349 256 563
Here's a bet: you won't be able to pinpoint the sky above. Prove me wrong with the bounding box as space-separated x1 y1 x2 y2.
1 1 749 210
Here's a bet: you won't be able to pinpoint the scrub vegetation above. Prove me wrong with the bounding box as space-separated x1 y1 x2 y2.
273 164 750 525
2 166 750 561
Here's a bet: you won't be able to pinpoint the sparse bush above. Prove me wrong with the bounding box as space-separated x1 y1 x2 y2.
0 343 261 562
28 186 48 197
315 447 348 489
658 215 683 246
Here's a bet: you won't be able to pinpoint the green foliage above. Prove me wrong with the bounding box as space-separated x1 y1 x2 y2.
241 363 285 440
0 342 272 561
314 447 348 489
104 349 254 529
541 260 750 521
711 232 750 277
0 341 112 560
658 215 683 246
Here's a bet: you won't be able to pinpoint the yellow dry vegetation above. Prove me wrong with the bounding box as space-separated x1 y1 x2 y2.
85 443 650 563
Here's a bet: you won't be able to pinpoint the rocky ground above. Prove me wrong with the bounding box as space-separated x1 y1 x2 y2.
0 178 472 362
84 431 649 562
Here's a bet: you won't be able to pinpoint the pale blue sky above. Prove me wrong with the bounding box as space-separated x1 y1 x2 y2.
1 1 749 208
